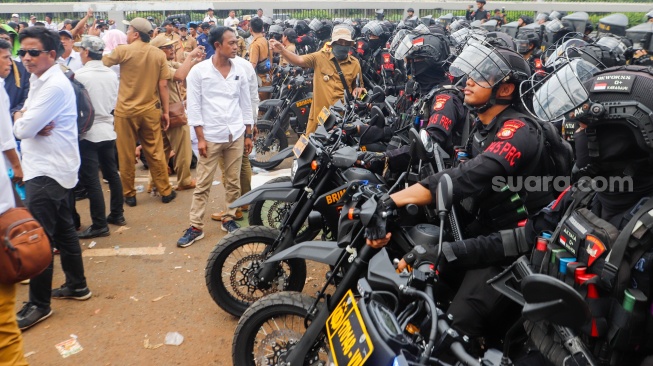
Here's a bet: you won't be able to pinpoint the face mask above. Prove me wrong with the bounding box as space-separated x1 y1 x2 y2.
368 38 383 50
411 61 430 77
332 44 350 60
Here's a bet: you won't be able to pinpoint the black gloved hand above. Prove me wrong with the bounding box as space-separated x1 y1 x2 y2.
403 244 440 268
358 151 386 165
343 123 359 136
364 194 396 240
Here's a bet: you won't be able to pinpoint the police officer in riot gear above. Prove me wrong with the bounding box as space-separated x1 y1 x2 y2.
366 44 563 345
357 32 467 171
515 31 543 69
404 65 653 365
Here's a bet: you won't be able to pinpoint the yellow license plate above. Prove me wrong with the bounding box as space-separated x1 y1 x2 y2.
317 107 331 125
326 289 374 366
292 135 309 158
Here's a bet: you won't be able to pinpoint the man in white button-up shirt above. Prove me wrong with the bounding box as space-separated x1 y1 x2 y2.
12 27 91 331
177 26 253 247
73 35 125 239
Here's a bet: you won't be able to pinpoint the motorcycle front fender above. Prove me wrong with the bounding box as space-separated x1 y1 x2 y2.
266 241 342 266
266 147 294 165
228 181 299 208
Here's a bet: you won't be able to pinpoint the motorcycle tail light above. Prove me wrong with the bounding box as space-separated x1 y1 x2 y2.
534 59 543 69
311 160 318 170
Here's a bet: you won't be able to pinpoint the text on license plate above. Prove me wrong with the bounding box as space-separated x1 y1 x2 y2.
292 135 309 158
326 289 374 366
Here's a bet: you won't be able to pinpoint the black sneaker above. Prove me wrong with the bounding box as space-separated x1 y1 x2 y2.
107 215 127 226
162 190 177 203
52 285 92 301
16 302 53 331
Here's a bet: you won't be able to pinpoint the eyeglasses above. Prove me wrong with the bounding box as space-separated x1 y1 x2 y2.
17 49 49 57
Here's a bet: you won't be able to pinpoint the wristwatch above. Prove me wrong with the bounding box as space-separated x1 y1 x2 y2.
245 133 253 139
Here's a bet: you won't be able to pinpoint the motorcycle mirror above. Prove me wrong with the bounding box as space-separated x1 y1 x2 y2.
521 274 591 330
369 106 385 128
408 128 430 162
436 173 453 214
372 85 385 102
332 146 358 168
419 129 434 154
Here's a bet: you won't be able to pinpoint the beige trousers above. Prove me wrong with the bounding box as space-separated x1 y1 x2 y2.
189 136 244 229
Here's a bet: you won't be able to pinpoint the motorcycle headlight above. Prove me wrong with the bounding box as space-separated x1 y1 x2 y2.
291 159 299 180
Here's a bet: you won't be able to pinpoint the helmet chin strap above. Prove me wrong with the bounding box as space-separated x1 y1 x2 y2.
465 83 512 114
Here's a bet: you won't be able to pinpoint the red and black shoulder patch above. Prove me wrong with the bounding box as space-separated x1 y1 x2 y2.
496 120 526 140
432 94 451 111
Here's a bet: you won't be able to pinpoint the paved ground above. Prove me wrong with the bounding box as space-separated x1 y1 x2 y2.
15 157 325 365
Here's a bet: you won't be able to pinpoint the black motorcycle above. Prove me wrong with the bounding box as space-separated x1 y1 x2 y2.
252 72 313 170
205 123 384 317
230 171 459 365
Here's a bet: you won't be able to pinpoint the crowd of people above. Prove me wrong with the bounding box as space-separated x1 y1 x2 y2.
1 3 653 365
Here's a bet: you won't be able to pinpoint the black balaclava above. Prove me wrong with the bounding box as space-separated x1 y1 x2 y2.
411 60 448 94
575 125 653 222
368 38 383 50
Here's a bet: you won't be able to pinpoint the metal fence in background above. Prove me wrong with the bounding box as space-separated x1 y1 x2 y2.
1 2 652 31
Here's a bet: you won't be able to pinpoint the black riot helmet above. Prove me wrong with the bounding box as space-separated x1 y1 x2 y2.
403 33 450 65
575 66 653 177
294 20 310 36
515 31 540 55
450 43 531 111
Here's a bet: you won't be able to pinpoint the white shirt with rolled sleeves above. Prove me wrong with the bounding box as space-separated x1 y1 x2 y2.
186 58 253 144
74 60 119 143
0 79 17 154
0 147 14 215
13 64 80 189
232 56 259 119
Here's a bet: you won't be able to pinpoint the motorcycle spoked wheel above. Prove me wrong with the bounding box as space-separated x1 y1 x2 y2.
248 176 319 243
205 226 306 317
232 292 329 366
251 119 288 170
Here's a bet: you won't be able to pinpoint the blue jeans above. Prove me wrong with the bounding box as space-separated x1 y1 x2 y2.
25 176 88 308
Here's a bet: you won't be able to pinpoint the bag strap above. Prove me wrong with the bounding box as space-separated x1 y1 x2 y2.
601 195 653 289
331 58 353 102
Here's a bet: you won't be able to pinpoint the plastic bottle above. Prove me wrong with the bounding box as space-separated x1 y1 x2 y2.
7 168 26 201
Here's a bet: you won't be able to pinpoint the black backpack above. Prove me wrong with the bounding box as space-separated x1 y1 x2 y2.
61 67 95 138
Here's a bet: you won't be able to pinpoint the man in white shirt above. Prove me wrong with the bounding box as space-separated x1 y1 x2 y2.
203 8 217 24
44 14 58 32
210 55 258 222
0 40 23 186
177 26 253 247
56 30 82 72
224 11 239 27
0 130 28 366
13 26 91 331
28 15 37 28
74 35 125 239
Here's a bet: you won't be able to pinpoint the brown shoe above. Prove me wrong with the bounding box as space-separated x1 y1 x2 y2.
241 205 249 212
176 179 197 191
211 209 243 221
